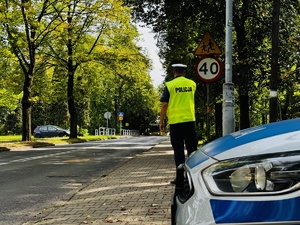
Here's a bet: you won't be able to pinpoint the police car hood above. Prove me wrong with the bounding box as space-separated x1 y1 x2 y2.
199 118 300 161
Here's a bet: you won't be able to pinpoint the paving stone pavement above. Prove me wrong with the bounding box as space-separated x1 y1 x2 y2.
24 139 175 225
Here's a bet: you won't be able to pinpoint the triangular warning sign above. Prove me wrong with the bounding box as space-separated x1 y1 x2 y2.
194 32 222 56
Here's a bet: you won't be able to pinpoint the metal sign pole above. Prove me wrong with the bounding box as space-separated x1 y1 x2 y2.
206 83 210 140
223 0 235 136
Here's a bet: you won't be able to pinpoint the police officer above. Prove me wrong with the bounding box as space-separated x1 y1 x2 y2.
159 63 198 184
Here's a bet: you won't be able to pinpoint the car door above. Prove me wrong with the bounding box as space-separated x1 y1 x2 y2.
47 125 57 137
39 126 48 137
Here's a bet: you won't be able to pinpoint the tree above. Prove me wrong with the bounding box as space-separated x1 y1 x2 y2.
128 0 300 134
43 0 143 138
269 0 280 122
0 0 161 136
0 0 58 140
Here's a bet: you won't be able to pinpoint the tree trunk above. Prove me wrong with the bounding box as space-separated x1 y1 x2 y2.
115 97 119 132
235 21 250 130
269 0 280 122
67 4 77 139
238 92 250 129
67 35 78 138
281 91 290 120
67 68 78 139
21 74 32 141
215 102 222 138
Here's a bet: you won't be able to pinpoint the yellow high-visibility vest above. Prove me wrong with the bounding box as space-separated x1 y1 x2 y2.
166 76 196 124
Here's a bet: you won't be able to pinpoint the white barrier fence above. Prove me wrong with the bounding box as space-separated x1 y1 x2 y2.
94 127 139 136
121 129 139 136
95 127 116 136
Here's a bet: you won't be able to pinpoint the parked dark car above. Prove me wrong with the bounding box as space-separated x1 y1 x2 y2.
33 125 70 138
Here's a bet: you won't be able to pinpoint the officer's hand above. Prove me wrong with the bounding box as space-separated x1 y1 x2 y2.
159 123 164 132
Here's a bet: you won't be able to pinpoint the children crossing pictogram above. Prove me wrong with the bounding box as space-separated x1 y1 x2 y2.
195 32 222 55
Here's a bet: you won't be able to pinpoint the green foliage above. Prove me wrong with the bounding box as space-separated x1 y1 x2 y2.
128 0 300 138
4 0 299 139
3 103 22 135
31 101 69 129
0 0 160 136
0 46 23 110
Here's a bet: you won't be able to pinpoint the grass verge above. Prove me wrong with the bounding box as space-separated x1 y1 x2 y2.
0 135 118 151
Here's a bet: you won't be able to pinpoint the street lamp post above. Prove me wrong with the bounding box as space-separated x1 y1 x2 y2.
222 0 235 136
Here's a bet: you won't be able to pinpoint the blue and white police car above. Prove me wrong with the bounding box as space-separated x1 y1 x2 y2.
172 118 300 225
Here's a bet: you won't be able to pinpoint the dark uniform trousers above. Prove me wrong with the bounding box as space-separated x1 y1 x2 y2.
170 121 198 168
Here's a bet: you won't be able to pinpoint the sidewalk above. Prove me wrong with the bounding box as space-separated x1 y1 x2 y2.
25 139 175 225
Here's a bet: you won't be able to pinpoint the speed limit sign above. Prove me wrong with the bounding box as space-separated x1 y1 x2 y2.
195 56 222 82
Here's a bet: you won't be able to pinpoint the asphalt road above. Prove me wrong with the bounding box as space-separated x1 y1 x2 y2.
0 136 166 225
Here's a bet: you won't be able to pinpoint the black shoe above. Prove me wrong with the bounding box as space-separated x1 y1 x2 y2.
170 179 176 185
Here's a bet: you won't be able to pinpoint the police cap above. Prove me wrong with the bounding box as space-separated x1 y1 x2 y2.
172 63 187 71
